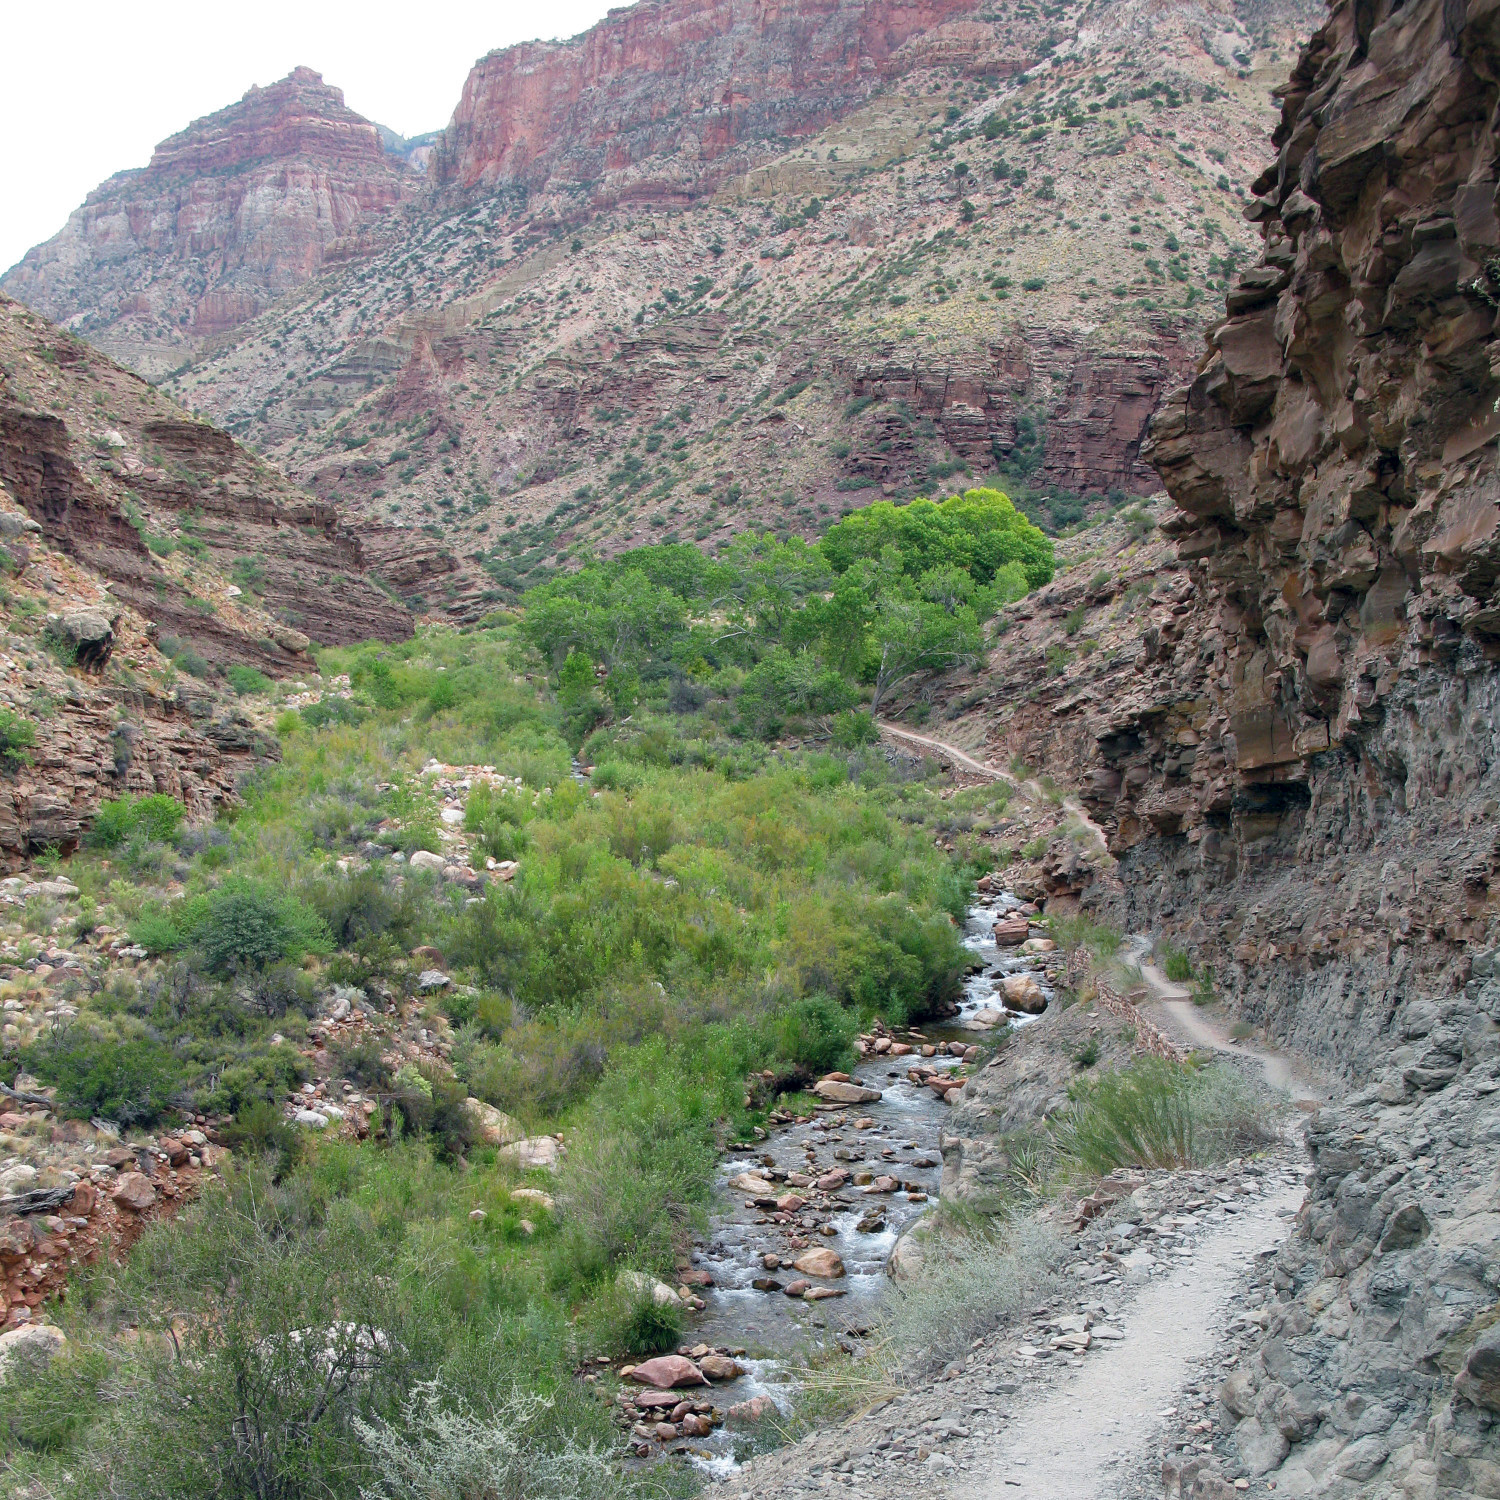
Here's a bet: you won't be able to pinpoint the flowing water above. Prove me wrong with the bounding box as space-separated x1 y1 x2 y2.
677 889 1058 1469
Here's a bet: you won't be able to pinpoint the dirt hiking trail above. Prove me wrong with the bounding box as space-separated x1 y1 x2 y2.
951 1180 1303 1500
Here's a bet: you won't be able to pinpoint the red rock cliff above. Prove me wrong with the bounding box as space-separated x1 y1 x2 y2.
433 0 981 201
1 69 412 373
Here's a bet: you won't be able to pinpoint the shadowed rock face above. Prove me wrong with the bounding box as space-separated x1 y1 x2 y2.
1058 0 1500 1066
0 294 411 669
433 0 982 202
0 68 412 375
914 0 1500 1073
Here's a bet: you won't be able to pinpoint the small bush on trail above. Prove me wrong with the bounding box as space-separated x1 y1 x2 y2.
1055 1058 1276 1173
1160 944 1193 982
1049 915 1122 960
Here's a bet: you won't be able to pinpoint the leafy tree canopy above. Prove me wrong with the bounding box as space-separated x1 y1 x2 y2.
517 486 1053 739
819 488 1054 589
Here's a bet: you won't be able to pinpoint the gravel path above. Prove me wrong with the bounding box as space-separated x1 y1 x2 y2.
709 1156 1307 1499
875 722 1011 781
949 1179 1303 1500
875 722 1111 851
1127 936 1327 1106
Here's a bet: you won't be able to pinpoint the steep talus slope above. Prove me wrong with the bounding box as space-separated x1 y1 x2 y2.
0 69 417 379
0 294 411 669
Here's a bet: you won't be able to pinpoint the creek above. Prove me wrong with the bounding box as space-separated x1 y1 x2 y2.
676 888 1058 1469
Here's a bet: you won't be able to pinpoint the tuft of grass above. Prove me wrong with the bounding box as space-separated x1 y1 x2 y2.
1049 915 1122 959
876 1216 1064 1374
1192 963 1217 1007
1159 944 1193 982
618 1290 685 1356
1054 1058 1278 1174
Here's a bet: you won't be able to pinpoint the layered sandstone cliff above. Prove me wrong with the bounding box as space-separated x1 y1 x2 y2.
0 69 413 378
0 295 411 668
1112 0 1500 1063
433 0 982 202
919 3 1500 1489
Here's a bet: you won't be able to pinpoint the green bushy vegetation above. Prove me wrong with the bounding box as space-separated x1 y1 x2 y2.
2 605 1017 1495
0 707 36 771
225 663 272 696
521 488 1051 738
86 793 185 850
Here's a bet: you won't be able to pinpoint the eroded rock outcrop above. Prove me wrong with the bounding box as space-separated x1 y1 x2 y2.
0 483 272 867
433 0 982 203
0 295 411 666
1 69 413 377
1007 0 1500 1489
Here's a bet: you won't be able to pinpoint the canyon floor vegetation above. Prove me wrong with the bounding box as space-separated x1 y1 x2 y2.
0 504 1047 1496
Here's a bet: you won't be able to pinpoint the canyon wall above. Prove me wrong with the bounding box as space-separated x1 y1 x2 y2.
0 69 413 377
432 0 982 203
840 320 1196 497
954 0 1500 1086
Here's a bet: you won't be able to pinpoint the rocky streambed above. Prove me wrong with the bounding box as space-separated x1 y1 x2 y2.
617 888 1070 1470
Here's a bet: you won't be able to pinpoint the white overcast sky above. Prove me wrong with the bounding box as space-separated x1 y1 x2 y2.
2 0 621 276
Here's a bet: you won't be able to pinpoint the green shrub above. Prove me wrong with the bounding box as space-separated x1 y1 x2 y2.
226 664 272 696
1160 945 1193 982
831 709 879 748
220 1099 304 1180
130 906 188 954
87 793 185 849
388 1064 475 1162
132 878 331 973
25 1030 186 1126
195 878 332 976
0 707 36 770
300 697 368 729
619 1289 685 1355
769 994 858 1076
330 1034 391 1090
0 1340 111 1453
